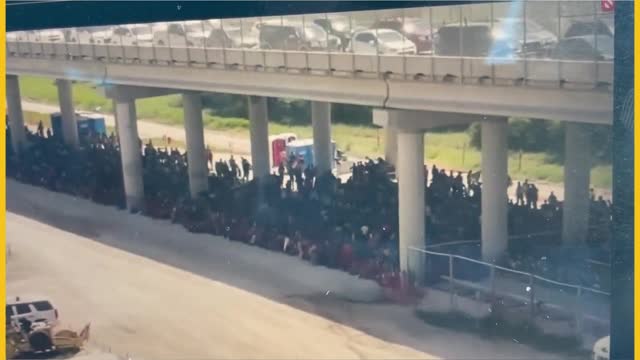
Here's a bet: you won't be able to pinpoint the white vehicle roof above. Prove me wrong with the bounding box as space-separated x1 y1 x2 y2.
7 295 53 305
354 28 402 36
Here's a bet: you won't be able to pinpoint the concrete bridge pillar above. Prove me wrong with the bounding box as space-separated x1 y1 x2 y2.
397 130 426 284
56 79 79 147
115 99 144 212
182 92 209 197
6 75 26 153
384 127 398 167
481 118 509 262
311 101 332 175
562 122 591 245
248 95 270 179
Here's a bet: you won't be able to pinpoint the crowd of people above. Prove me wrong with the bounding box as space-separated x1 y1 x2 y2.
7 122 613 290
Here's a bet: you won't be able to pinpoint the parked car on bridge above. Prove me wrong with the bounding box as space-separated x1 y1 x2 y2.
153 22 204 47
257 20 341 51
312 14 362 51
33 29 66 43
550 35 613 61
349 28 417 55
491 17 557 56
126 24 155 46
564 18 614 39
82 26 114 44
371 17 434 54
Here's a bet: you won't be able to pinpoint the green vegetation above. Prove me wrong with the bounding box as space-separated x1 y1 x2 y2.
18 76 612 187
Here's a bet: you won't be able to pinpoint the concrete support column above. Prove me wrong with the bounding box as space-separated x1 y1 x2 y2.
481 118 509 262
562 122 591 245
397 131 426 283
248 96 270 179
56 79 79 147
115 99 144 211
311 101 332 174
6 75 26 153
183 92 208 197
384 127 398 166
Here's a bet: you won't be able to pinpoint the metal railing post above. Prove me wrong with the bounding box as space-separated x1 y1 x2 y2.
575 286 583 335
557 1 562 86
429 6 435 81
522 1 528 85
490 264 496 298
200 20 209 68
221 20 228 67
592 1 599 87
490 2 495 85
528 273 535 321
449 254 455 307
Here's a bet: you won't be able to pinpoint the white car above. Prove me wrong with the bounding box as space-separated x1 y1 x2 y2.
350 28 416 55
81 26 113 44
128 24 154 46
33 29 66 43
153 21 211 47
6 296 59 327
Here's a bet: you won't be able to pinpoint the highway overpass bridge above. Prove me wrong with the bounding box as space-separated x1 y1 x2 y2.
5 4 613 279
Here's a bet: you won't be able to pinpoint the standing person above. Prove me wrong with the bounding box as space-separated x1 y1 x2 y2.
277 161 285 183
241 157 251 182
531 184 539 209
523 179 531 208
516 181 524 206
229 155 239 179
206 145 213 171
37 121 44 137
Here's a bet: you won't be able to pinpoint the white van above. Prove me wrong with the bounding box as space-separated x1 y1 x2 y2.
6 296 59 327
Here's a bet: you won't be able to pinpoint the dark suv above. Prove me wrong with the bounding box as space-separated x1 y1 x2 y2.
312 15 358 51
258 22 340 51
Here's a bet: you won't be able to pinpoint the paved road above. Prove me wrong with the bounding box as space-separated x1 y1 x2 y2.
6 180 561 360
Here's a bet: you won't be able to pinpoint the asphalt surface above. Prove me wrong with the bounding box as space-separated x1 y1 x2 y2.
6 180 561 359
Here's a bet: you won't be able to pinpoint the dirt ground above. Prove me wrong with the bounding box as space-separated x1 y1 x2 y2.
6 180 562 360
21 101 612 202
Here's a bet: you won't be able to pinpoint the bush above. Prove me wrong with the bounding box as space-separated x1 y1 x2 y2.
468 118 611 165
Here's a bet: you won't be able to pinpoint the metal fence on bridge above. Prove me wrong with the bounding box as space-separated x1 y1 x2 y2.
408 246 610 338
6 1 615 89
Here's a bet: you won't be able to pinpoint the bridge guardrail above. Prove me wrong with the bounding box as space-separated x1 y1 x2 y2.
6 1 614 90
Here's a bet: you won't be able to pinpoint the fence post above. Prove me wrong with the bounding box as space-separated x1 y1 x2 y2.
575 286 583 335
449 255 454 308
489 264 496 298
528 273 535 322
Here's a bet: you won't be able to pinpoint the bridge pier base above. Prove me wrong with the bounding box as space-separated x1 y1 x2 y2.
248 96 270 179
311 101 332 175
6 75 26 153
183 92 209 198
562 122 591 245
115 99 144 212
56 79 79 147
481 118 509 262
397 130 426 284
